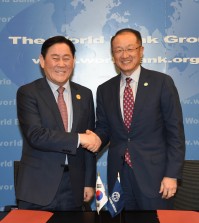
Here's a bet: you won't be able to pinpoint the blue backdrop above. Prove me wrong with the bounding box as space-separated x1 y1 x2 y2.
0 0 199 209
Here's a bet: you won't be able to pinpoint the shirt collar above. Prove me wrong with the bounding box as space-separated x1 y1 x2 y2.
46 78 70 94
121 65 141 85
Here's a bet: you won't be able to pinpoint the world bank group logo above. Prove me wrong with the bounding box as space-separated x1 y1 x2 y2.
111 192 120 202
96 190 104 201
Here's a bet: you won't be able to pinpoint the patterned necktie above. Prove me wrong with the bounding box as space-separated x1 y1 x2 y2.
57 86 68 132
123 78 134 168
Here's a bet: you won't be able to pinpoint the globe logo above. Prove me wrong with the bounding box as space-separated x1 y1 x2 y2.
96 190 103 201
111 192 120 202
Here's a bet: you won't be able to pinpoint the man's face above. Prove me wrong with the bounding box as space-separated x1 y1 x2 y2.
40 43 75 86
112 32 144 76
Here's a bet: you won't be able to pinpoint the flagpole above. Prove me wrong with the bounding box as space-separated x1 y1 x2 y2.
99 211 102 223
118 171 124 223
118 172 125 223
120 209 125 223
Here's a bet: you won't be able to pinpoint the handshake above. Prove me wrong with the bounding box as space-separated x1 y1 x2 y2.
80 130 101 153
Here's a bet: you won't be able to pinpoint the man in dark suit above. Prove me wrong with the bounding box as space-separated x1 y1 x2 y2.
90 28 185 210
16 36 98 211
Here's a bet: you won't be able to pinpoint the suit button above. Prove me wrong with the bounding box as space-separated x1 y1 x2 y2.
128 138 131 142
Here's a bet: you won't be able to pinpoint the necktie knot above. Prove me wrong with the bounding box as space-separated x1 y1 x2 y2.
126 77 132 85
123 77 134 131
58 86 65 94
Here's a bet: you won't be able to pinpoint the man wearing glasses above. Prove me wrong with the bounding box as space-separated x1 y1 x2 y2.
90 28 185 210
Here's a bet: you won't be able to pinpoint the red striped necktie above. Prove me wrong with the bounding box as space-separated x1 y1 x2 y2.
57 86 68 132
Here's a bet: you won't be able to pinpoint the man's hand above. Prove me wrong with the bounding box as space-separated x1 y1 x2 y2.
80 130 101 152
84 187 95 202
159 177 177 199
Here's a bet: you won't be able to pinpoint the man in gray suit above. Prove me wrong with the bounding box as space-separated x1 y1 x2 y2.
16 36 99 211
88 28 185 210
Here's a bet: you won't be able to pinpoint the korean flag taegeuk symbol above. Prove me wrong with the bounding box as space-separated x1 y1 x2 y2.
96 174 108 214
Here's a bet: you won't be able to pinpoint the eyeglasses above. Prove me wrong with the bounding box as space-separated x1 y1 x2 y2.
113 46 141 55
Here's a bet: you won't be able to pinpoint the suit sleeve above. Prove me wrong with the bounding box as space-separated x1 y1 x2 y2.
95 85 111 150
84 90 96 187
161 75 185 179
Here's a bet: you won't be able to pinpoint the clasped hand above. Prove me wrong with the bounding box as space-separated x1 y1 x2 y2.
80 130 101 153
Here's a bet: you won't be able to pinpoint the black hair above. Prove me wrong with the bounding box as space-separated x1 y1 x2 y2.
111 28 142 51
41 36 76 58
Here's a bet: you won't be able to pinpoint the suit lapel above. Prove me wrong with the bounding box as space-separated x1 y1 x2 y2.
70 82 81 132
131 67 150 127
111 74 127 130
37 78 65 130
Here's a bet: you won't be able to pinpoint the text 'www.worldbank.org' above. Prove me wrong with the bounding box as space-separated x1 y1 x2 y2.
74 57 199 64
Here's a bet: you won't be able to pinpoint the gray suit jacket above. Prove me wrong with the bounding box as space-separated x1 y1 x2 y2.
16 78 96 206
95 67 185 198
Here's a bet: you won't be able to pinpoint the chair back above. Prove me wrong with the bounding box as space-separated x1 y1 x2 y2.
174 160 199 210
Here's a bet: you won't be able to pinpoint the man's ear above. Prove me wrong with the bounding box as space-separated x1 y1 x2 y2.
39 54 45 69
73 56 76 68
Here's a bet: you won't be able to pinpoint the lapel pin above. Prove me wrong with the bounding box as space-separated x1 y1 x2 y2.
144 82 148 86
76 94 81 100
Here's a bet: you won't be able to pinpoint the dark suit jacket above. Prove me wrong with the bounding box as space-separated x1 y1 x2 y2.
95 67 185 198
16 78 96 206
